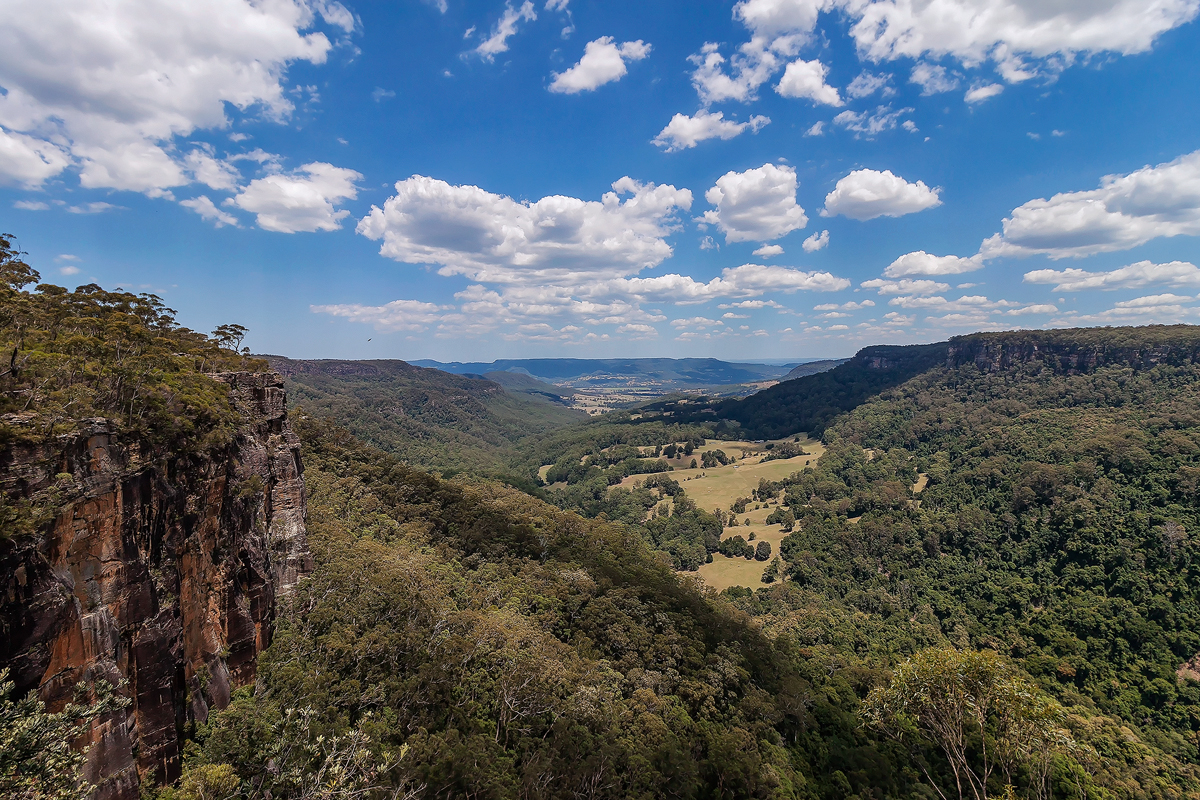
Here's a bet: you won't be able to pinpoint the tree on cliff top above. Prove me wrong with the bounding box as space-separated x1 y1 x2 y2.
0 233 262 450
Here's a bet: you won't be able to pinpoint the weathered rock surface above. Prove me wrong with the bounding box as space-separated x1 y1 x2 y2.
0 372 309 800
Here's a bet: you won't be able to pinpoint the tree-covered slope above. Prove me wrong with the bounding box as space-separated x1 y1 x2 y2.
479 369 575 405
779 359 847 381
0 235 255 453
266 356 584 474
166 402 1200 800
180 413 829 799
646 343 951 440
725 325 1200 796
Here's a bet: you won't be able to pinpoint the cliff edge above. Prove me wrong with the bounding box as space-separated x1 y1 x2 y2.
0 372 309 800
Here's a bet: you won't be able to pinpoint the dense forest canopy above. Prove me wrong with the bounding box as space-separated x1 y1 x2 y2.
267 355 584 476
5 231 1200 800
646 342 952 440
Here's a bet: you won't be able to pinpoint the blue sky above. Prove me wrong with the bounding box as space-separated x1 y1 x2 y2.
4 0 1200 360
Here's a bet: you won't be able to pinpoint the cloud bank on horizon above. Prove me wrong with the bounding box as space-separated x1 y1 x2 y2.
3 0 1200 357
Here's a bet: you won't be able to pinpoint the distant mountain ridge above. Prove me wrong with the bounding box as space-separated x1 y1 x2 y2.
412 357 833 388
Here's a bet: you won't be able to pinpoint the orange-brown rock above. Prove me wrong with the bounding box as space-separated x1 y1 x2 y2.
0 372 309 800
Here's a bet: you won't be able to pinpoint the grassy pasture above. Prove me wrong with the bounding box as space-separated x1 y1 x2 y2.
644 438 825 515
696 502 793 591
627 437 825 591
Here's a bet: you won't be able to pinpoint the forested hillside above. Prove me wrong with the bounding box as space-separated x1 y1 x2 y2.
267 356 583 474
478 369 575 405
176 414 817 798
7 227 1200 800
727 325 1200 796
169 412 1153 800
0 235 303 800
649 342 950 439
0 236 259 537
780 359 848 381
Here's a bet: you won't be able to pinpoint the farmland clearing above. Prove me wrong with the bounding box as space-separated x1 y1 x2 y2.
627 436 825 592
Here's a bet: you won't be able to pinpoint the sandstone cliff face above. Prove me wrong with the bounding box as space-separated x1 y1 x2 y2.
0 372 309 800
947 328 1200 374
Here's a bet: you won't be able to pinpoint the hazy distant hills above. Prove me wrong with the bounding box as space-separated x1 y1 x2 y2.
413 357 831 388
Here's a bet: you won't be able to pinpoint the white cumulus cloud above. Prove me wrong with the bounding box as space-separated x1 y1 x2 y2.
652 110 769 152
802 230 830 252
703 163 808 243
549 36 650 94
981 150 1200 259
823 169 942 220
847 71 894 98
884 251 982 277
814 300 874 310
475 1 537 61
753 244 785 257
910 62 960 94
599 264 847 304
67 202 123 214
231 162 361 233
688 42 782 106
833 105 913 137
1054 293 1199 325
1023 260 1200 291
846 0 1198 67
697 0 1196 110
357 175 693 285
0 130 71 187
776 59 843 106
862 278 951 295
965 83 1004 103
617 323 659 338
180 195 239 228
1006 304 1058 315
0 0 347 193
311 299 450 331
719 263 847 293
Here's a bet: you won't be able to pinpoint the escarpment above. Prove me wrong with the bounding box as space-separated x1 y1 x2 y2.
0 372 309 800
948 325 1200 374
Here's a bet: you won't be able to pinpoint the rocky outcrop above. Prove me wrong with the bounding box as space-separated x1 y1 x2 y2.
0 372 309 800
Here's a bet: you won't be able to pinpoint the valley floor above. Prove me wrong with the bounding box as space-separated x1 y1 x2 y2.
623 437 825 591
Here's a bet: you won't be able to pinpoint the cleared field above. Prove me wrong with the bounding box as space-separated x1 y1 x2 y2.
648 438 825 516
628 436 825 592
697 554 777 592
694 499 793 590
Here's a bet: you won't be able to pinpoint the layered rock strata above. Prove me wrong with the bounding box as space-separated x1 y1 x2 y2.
0 372 309 800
